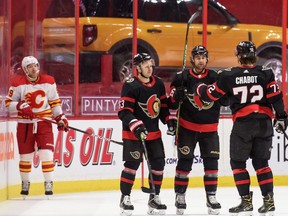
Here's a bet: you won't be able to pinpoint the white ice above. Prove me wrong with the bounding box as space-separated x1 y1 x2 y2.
0 186 287 216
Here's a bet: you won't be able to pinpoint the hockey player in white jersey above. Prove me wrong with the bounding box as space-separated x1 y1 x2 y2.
5 56 69 198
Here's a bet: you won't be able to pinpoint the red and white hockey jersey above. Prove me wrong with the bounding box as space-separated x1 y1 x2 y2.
5 74 63 123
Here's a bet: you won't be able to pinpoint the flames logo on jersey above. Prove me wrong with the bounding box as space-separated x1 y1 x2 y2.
179 146 190 155
186 93 214 110
138 94 160 119
24 90 46 109
130 151 141 160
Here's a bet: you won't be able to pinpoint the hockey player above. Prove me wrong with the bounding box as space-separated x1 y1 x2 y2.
118 53 177 216
168 45 228 215
5 56 69 198
193 41 287 216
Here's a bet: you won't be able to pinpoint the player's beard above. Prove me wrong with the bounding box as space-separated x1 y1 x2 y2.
194 63 206 74
26 69 40 81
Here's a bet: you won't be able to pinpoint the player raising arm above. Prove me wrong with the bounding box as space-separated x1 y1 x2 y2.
194 41 287 216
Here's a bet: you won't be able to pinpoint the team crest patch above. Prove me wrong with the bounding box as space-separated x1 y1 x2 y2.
138 94 160 118
186 93 214 110
179 146 190 155
130 151 141 159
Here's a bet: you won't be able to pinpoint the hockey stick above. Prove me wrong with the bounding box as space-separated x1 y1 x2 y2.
280 126 288 140
37 116 123 145
140 136 156 194
175 9 202 144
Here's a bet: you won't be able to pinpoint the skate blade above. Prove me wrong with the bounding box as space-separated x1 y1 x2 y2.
147 208 166 215
229 211 253 216
46 195 53 200
22 195 27 200
120 209 133 216
259 212 275 216
176 208 185 215
208 207 220 215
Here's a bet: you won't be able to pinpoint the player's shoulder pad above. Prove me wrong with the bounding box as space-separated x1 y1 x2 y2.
217 69 223 74
125 77 135 83
10 74 26 87
38 74 56 84
223 67 232 72
261 65 272 71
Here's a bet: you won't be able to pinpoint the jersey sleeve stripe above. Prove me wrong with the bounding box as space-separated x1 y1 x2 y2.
121 96 135 103
119 107 134 113
266 91 281 99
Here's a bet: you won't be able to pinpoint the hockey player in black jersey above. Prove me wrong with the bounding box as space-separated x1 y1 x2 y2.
168 45 228 215
118 53 177 216
194 41 288 216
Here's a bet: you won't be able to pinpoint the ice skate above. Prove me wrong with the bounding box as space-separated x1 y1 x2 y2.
258 192 275 216
206 194 221 215
20 181 30 199
147 194 167 215
229 191 253 216
175 193 186 215
44 181 53 199
120 195 134 216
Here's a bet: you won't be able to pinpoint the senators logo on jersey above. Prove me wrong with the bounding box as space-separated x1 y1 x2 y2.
138 94 160 119
186 93 214 110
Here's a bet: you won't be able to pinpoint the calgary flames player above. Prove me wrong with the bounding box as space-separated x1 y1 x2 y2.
5 56 69 198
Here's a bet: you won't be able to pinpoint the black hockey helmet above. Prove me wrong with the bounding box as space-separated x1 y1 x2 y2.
235 41 256 58
191 45 208 58
133 53 152 66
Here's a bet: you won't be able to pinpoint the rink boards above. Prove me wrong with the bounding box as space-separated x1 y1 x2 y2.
0 119 287 200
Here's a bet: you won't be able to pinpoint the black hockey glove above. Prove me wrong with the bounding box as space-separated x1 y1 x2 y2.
173 86 188 102
166 118 177 136
129 120 148 140
273 113 288 133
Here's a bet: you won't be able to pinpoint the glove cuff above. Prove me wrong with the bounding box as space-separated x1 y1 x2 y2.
16 100 28 110
55 113 66 121
276 112 287 119
166 115 177 122
129 119 144 132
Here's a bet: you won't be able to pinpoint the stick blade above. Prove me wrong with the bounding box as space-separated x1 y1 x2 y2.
141 186 155 194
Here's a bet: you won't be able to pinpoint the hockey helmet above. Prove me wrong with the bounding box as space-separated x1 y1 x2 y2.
191 45 208 58
21 56 40 81
21 56 39 73
133 53 152 66
235 41 256 58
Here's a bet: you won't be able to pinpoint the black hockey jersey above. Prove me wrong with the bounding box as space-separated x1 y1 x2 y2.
168 69 226 132
118 75 171 141
197 65 286 121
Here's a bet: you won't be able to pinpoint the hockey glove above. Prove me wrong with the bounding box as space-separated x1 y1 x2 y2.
16 100 34 120
55 114 69 132
173 86 188 102
273 113 288 133
166 117 177 136
129 119 148 140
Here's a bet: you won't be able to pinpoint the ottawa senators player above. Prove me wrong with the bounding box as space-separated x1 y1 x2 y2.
118 53 176 215
194 41 288 216
168 45 228 215
5 56 69 198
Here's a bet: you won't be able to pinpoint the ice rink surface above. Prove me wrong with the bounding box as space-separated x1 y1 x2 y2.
0 186 287 216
